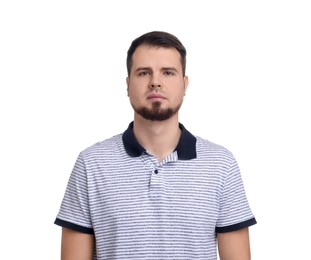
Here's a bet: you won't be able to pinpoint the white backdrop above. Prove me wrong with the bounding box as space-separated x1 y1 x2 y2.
1 1 310 259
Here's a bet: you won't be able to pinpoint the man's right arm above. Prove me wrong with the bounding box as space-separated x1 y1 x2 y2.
61 227 95 260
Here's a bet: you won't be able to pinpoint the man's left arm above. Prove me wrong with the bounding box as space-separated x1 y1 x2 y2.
217 227 251 260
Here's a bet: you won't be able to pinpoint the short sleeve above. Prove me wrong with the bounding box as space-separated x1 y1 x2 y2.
54 153 94 234
216 153 256 233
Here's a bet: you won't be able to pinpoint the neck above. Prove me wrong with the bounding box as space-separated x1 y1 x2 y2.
133 115 181 162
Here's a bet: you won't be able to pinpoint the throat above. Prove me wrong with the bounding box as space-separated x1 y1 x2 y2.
142 129 181 162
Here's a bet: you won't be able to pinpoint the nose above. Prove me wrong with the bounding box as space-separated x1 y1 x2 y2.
149 75 162 89
150 83 161 89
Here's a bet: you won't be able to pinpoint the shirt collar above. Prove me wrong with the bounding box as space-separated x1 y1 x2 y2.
122 121 197 160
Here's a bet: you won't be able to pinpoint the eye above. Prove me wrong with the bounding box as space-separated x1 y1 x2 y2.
138 70 150 76
163 70 175 76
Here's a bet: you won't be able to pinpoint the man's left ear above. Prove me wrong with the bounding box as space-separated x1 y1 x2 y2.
184 76 189 95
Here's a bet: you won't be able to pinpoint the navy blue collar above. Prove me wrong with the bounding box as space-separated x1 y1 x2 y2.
122 121 197 160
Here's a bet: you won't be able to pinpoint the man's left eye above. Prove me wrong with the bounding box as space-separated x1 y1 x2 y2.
164 71 174 76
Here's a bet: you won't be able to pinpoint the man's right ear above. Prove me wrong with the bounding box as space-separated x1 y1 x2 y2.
126 77 129 96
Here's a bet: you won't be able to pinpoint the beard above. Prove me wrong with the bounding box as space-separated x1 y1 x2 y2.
132 101 182 121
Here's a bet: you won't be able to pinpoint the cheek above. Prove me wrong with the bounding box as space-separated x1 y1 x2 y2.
127 89 134 100
176 88 187 99
127 88 141 103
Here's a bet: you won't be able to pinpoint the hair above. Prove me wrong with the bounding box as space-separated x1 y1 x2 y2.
126 31 187 76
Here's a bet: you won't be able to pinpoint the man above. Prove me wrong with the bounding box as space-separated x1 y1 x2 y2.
55 31 257 259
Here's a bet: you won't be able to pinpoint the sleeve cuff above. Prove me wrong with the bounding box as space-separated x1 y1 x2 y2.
54 218 94 235
216 217 257 233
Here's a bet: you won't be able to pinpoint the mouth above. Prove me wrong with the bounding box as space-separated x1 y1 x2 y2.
147 93 166 101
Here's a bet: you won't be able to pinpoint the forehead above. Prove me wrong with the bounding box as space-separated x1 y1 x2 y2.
132 45 182 68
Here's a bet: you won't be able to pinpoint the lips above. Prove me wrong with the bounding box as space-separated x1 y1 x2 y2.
147 93 166 100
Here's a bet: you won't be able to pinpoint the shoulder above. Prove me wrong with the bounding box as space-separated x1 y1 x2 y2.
79 133 124 160
195 136 233 157
194 136 238 169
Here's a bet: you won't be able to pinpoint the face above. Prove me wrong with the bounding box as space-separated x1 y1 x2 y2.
126 45 189 121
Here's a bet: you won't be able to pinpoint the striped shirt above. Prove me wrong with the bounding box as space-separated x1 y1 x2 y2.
55 122 256 259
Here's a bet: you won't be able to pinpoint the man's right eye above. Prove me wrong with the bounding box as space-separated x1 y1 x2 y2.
138 71 150 76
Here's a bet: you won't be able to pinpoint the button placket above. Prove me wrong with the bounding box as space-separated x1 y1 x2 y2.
149 167 163 200
140 152 164 200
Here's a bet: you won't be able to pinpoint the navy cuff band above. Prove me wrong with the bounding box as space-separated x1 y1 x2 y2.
54 218 94 235
216 217 257 233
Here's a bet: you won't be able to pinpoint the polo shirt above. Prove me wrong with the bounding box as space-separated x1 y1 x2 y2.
55 121 256 259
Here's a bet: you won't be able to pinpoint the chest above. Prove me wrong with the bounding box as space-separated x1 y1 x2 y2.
87 159 224 235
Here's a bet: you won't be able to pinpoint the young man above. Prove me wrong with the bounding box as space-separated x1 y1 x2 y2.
55 31 257 259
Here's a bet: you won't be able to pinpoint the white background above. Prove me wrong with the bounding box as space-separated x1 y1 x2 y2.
1 0 310 259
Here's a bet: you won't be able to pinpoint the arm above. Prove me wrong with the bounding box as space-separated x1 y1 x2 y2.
61 227 95 260
217 227 251 260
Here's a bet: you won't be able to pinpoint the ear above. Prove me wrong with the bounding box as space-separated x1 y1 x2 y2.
183 75 189 96
126 77 130 96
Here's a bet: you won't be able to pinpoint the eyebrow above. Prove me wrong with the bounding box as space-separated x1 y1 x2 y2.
135 67 151 72
134 67 178 72
162 67 178 72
